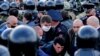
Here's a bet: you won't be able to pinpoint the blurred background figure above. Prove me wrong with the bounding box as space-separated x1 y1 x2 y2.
81 3 96 25
23 12 36 27
0 45 10 56
61 9 73 30
10 2 19 9
35 11 47 25
81 8 96 25
75 25 100 56
0 8 22 29
68 19 84 56
86 16 99 28
87 16 100 52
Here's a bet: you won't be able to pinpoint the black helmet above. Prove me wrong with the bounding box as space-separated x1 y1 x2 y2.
55 0 64 10
45 0 55 10
37 1 46 11
77 25 98 48
82 3 95 9
24 0 35 10
10 2 19 8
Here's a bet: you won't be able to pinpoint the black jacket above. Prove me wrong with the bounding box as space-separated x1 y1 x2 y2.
41 42 61 56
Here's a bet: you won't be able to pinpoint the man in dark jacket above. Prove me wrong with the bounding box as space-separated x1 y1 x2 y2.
23 12 36 27
61 10 73 29
46 9 70 55
41 37 65 56
68 19 84 56
81 8 96 25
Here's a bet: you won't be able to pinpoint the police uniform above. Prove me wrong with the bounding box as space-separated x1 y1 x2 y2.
75 25 100 56
8 25 38 56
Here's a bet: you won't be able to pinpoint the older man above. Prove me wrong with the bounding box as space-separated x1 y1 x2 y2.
0 16 18 46
86 16 100 51
0 16 18 34
6 16 18 28
68 19 84 56
87 16 99 28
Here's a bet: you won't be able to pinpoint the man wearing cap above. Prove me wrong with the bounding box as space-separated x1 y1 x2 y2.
81 3 96 25
47 9 70 55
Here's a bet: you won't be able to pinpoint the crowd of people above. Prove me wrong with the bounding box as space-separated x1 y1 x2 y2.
0 0 99 56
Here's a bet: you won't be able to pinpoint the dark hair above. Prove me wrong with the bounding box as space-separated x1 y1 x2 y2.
24 12 33 21
61 10 68 18
9 8 18 17
61 10 72 21
40 15 52 24
53 37 65 46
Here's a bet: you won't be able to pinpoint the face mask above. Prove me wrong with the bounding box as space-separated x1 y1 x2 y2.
42 26 51 32
11 26 16 28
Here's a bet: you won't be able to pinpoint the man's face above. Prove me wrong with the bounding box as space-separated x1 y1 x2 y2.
53 43 64 54
73 23 83 33
41 22 51 32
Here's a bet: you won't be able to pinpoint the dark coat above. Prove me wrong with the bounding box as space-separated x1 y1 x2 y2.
41 42 61 56
40 23 70 55
37 48 49 56
68 28 78 56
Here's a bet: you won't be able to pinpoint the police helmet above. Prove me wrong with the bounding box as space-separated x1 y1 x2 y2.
54 0 64 10
1 28 13 40
9 25 37 43
0 2 9 15
45 0 55 10
0 2 9 11
24 0 35 10
37 1 46 11
10 2 19 8
77 25 98 48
